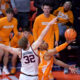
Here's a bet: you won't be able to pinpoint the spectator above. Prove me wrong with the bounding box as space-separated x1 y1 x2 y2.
10 27 34 74
33 2 59 79
33 2 59 49
0 0 10 16
34 0 60 16
53 1 80 73
11 0 30 30
53 1 74 43
0 8 18 75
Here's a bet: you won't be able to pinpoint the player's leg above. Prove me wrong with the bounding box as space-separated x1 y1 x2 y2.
10 54 17 74
0 49 4 75
3 51 10 75
3 41 10 75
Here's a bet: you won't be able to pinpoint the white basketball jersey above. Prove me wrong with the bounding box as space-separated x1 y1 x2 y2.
21 47 39 75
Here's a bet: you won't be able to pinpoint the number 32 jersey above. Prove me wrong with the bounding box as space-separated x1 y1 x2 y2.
21 47 39 75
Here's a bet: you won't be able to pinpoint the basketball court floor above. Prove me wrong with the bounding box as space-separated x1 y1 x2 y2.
0 71 80 80
0 55 80 80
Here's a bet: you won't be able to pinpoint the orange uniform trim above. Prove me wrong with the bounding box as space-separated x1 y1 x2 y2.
56 42 68 52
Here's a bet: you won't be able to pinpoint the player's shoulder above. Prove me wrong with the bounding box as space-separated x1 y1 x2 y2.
58 6 64 10
55 6 64 11
12 17 17 21
12 17 18 23
0 17 7 21
35 14 56 20
50 14 56 18
68 10 73 14
49 14 56 20
35 14 44 20
29 33 33 37
59 6 63 9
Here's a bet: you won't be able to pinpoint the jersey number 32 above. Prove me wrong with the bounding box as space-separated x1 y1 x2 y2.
23 55 35 64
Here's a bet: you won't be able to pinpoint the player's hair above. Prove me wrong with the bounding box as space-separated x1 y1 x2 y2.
42 2 52 7
18 37 28 50
6 8 14 14
38 41 48 50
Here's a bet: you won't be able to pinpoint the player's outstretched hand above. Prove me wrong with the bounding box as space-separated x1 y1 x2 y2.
66 39 75 44
69 65 77 74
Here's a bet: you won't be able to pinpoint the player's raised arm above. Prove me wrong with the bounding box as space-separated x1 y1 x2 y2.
0 44 20 55
32 17 58 50
44 40 74 57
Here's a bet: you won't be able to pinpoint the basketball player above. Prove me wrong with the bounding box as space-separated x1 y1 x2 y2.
0 8 18 75
0 17 76 80
10 27 34 74
0 17 58 80
38 41 76 80
33 3 59 79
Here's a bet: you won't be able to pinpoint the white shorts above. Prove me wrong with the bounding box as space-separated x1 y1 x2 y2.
19 74 38 80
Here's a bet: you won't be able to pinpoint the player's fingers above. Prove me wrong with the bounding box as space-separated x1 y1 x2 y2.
70 70 76 74
71 68 77 74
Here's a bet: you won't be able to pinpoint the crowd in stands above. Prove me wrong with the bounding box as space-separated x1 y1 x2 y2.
0 0 80 76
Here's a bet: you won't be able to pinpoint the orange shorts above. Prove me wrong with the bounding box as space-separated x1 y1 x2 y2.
38 71 54 80
49 71 54 80
0 41 9 46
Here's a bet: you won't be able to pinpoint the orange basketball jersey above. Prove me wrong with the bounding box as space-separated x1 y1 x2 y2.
33 14 59 49
38 51 53 80
10 32 34 48
0 17 18 42
53 7 74 24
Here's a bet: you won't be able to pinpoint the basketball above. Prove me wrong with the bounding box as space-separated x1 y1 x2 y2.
64 28 77 40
